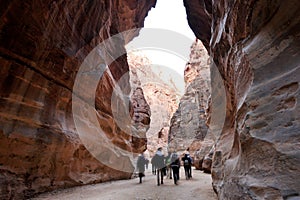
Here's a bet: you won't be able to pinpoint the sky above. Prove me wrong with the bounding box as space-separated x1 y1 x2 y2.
126 0 195 95
144 0 195 39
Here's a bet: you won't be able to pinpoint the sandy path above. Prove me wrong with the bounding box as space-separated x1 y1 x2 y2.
32 166 217 200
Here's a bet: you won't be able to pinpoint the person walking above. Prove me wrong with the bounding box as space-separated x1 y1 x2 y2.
151 147 165 186
170 152 180 185
182 153 192 179
136 153 146 183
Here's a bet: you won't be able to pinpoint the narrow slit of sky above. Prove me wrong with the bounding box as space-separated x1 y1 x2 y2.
126 0 195 95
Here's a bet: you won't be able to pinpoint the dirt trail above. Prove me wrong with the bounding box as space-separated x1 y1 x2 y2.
32 166 217 200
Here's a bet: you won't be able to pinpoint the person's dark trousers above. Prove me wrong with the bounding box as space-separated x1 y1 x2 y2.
169 166 172 179
139 174 142 183
157 169 164 186
184 166 190 179
172 167 179 185
188 166 192 178
152 165 156 175
138 172 144 183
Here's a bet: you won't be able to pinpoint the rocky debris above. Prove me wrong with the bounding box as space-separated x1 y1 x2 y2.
194 141 215 172
168 39 212 157
202 157 212 174
202 146 215 174
185 0 300 199
0 0 156 199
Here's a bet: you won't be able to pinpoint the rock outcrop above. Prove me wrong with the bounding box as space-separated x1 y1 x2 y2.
130 87 151 153
185 0 300 199
0 0 155 199
168 39 212 157
128 52 180 156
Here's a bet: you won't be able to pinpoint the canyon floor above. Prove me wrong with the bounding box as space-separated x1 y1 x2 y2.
32 166 217 200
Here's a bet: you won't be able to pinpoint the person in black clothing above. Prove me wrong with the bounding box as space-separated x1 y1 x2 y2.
151 147 165 186
136 153 146 183
170 152 180 185
181 153 192 179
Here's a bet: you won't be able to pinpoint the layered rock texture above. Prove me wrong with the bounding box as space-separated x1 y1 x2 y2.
0 0 155 199
168 39 212 157
128 52 180 156
185 0 300 199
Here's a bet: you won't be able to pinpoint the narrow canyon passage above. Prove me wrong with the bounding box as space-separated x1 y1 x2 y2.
33 166 217 200
1 1 300 200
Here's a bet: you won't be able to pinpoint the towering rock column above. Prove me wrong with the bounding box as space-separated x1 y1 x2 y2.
128 52 180 156
168 39 212 156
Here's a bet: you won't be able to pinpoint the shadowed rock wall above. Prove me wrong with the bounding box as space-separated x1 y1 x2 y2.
168 39 211 156
0 0 155 199
184 0 300 199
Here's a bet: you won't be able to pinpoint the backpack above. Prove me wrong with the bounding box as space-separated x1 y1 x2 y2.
184 157 191 166
171 153 178 163
184 159 189 165
170 153 180 168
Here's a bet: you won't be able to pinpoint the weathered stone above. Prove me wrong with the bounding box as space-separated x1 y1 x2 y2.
128 52 180 156
130 87 151 153
168 39 212 157
0 0 156 199
185 0 300 199
202 146 215 174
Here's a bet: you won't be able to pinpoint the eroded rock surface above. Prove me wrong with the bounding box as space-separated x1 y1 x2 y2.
0 0 155 199
168 39 212 157
185 0 300 199
130 87 151 153
128 52 180 156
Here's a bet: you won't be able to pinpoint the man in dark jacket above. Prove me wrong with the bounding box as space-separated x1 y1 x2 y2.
181 153 192 179
152 147 165 186
170 152 180 185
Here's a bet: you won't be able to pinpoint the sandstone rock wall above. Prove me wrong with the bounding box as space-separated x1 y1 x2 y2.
168 39 212 157
0 0 155 199
128 52 180 156
185 0 300 199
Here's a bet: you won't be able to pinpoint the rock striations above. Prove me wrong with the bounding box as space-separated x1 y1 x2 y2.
128 52 180 156
168 39 212 158
1 0 299 199
184 0 300 199
0 0 156 199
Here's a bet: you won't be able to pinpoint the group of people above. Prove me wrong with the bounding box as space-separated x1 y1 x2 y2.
136 148 193 185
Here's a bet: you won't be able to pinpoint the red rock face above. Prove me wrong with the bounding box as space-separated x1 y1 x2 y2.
185 0 300 199
0 0 155 199
130 87 151 153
